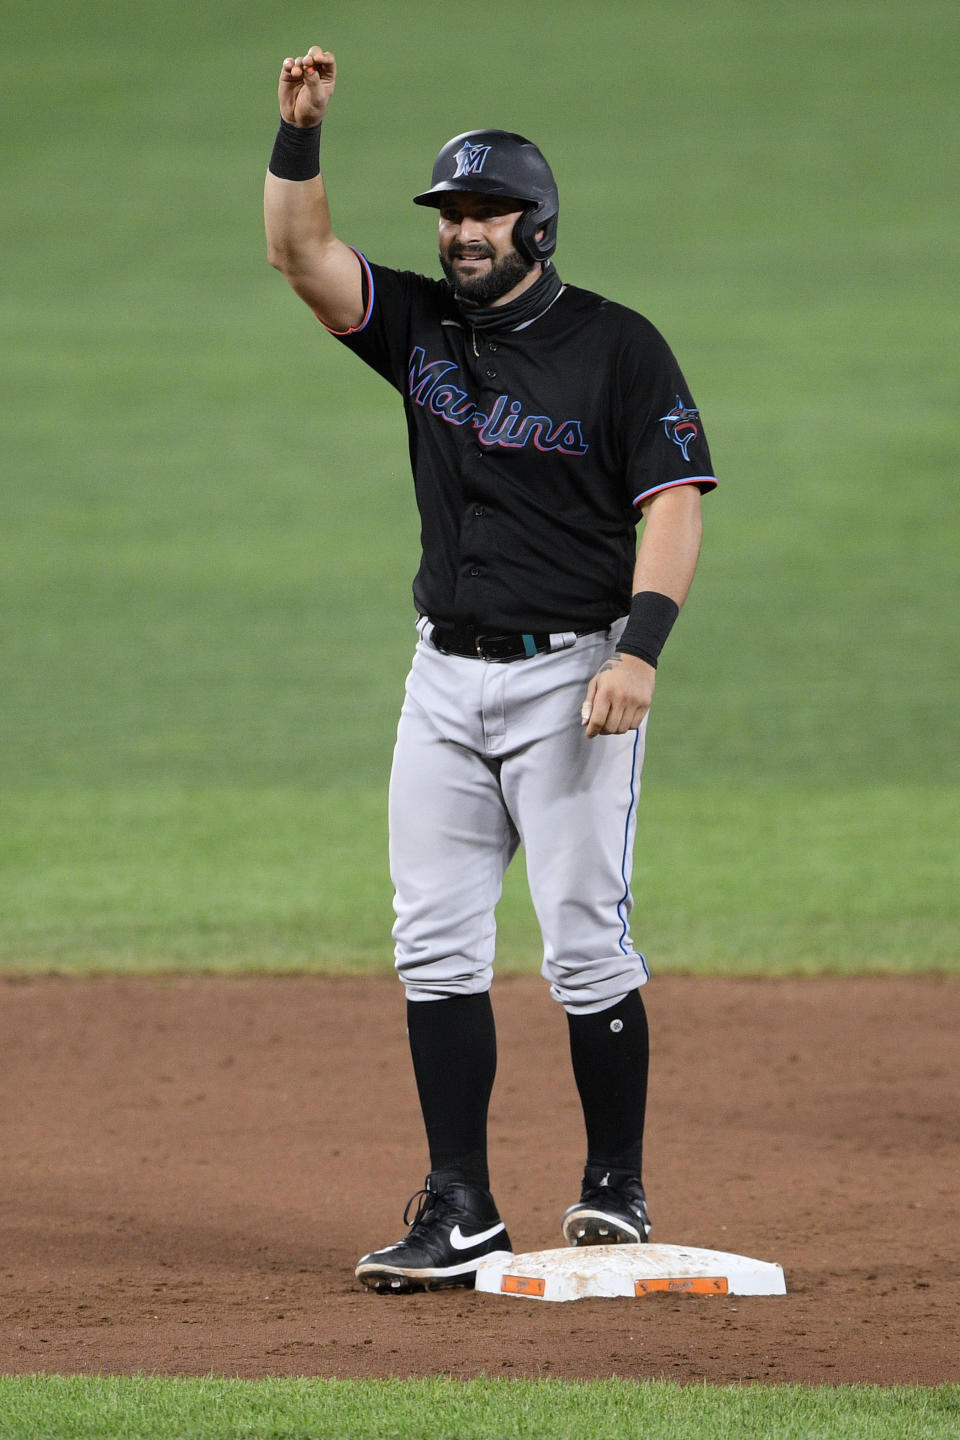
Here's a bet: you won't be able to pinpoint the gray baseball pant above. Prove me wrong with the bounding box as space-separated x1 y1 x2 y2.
388 625 650 1015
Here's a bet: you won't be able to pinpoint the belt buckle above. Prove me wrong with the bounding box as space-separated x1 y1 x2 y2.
474 632 512 661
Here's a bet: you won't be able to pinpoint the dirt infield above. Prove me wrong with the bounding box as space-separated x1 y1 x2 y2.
1 974 957 1384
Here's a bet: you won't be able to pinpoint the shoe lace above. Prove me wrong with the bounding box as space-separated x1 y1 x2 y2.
403 1187 439 1231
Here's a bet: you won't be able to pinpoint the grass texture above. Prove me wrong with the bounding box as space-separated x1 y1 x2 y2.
1 783 954 973
0 1377 958 1440
1 0 957 983
1 1 957 1434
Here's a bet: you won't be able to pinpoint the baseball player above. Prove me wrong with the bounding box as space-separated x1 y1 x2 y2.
265 46 717 1293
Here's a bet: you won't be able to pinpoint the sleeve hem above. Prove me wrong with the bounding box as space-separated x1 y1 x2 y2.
632 475 718 508
318 249 375 335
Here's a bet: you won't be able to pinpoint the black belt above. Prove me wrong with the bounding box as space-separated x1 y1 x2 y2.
431 625 596 663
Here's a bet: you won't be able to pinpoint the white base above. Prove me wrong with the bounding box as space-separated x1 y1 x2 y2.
474 1243 786 1302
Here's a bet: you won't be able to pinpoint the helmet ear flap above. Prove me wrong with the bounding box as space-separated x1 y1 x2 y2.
513 209 558 264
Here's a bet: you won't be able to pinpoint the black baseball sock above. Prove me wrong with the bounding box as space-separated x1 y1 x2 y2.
406 992 497 1192
566 989 649 1177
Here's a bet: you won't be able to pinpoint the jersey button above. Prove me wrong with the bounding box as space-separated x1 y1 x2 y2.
469 566 481 577
484 367 497 378
488 342 498 352
474 505 486 516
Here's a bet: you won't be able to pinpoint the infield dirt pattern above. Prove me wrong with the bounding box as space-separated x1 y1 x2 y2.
1 974 956 1383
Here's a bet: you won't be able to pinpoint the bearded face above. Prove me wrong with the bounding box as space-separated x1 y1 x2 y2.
436 196 537 304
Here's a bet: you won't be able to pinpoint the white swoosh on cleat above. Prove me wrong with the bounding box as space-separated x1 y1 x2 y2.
449 1222 506 1251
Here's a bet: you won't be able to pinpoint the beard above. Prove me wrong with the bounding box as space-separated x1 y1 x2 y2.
439 242 534 304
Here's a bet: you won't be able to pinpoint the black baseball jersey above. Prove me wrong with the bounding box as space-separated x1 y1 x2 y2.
331 253 718 632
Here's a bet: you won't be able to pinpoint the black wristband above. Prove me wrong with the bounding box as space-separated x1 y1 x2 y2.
616 590 680 669
268 118 322 181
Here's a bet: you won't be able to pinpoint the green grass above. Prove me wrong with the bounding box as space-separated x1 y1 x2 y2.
1 0 958 1433
1 782 955 973
0 1377 957 1440
2 0 958 978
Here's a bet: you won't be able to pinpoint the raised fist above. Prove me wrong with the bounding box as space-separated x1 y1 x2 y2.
278 46 336 127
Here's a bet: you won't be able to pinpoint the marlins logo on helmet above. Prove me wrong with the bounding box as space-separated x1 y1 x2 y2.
453 141 492 179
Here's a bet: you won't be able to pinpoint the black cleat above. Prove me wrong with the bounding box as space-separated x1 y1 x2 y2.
356 1173 512 1293
561 1166 651 1246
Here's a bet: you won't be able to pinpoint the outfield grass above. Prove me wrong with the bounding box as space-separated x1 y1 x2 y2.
1 0 957 1425
1 782 954 972
2 0 957 976
0 1377 957 1440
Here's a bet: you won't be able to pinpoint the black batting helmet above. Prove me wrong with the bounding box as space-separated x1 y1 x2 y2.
413 130 559 264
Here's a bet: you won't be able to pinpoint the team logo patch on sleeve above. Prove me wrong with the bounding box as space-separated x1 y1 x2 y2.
660 396 701 461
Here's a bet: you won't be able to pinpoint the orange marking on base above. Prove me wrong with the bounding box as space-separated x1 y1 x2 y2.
635 1276 729 1296
501 1274 546 1297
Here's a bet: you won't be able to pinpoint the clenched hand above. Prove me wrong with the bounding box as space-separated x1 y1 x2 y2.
278 46 337 127
581 652 655 738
